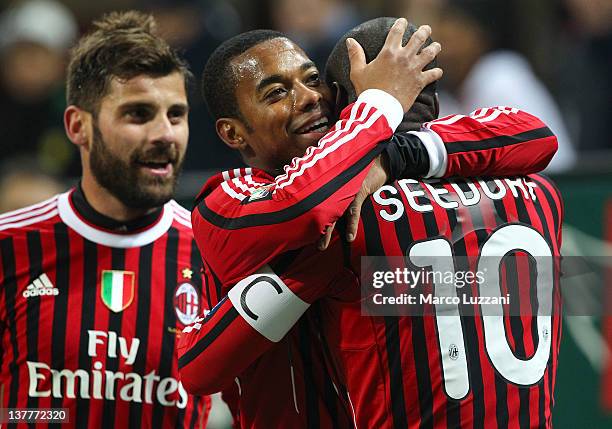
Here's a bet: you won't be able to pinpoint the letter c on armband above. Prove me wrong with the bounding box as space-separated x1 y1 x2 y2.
239 275 283 321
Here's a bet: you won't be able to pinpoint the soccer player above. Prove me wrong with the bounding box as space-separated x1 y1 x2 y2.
0 11 209 428
186 20 444 428
178 18 560 428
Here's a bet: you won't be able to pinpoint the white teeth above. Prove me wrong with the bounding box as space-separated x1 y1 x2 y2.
311 117 327 127
298 116 329 133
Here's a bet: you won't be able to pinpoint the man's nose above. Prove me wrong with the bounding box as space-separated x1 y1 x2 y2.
294 82 322 112
150 114 176 144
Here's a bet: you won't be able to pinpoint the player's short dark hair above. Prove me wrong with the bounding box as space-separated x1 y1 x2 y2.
67 11 191 114
325 17 438 131
202 29 287 122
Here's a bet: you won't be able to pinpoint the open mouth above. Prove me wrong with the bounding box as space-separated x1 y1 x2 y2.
136 160 174 177
295 117 331 134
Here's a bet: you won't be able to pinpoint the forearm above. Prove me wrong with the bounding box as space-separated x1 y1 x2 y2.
178 266 313 395
382 107 558 181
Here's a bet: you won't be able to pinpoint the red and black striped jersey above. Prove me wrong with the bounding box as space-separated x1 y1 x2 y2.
0 188 210 428
325 173 564 429
185 89 406 429
179 104 558 428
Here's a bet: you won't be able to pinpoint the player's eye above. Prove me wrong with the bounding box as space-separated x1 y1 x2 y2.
265 87 287 102
126 107 153 123
168 107 188 124
306 73 321 86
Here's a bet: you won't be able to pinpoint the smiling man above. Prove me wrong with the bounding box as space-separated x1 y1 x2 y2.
78 72 188 212
179 17 560 429
0 11 210 428
212 37 334 172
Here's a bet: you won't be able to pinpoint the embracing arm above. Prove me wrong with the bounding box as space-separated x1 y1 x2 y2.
383 106 557 181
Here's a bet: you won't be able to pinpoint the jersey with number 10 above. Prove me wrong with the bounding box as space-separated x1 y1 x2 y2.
321 172 564 429
179 102 559 428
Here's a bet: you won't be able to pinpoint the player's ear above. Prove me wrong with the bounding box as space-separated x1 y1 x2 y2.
331 81 348 119
216 117 248 151
64 105 92 148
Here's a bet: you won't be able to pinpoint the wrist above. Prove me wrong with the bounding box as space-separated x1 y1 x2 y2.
378 152 392 183
357 89 403 131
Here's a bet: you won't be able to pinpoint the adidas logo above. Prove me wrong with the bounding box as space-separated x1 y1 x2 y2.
22 273 59 298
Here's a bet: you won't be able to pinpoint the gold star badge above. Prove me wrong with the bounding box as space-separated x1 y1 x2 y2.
182 268 193 279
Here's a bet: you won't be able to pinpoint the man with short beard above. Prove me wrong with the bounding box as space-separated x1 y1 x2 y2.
0 11 210 428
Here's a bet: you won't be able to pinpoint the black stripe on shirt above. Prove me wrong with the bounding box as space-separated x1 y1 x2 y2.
178 305 239 368
1 237 19 410
412 205 439 429
101 247 126 428
441 205 462 429
519 388 531 429
531 175 561 232
188 396 200 429
361 201 409 429
26 230 42 414
152 228 179 428
129 242 154 428
50 223 70 428
485 198 510 429
452 227 486 428
445 127 553 155
526 176 559 428
189 240 204 301
197 146 385 230
75 239 98 428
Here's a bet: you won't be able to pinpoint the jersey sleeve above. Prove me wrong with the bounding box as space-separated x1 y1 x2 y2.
410 106 558 178
193 89 403 287
178 245 341 395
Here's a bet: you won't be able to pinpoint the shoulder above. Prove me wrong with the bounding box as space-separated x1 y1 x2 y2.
197 168 273 205
0 194 62 239
193 168 276 224
529 174 562 200
168 200 193 231
528 174 564 221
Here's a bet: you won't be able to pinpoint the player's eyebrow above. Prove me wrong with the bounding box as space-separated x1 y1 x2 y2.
255 61 318 94
169 102 190 113
117 101 154 111
117 101 189 112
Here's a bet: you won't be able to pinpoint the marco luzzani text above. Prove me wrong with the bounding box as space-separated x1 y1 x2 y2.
368 268 510 307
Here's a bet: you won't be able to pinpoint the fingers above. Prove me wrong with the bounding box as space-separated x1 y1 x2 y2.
404 24 432 57
422 67 444 84
317 222 336 251
346 192 366 242
418 41 441 66
383 17 408 50
347 38 366 74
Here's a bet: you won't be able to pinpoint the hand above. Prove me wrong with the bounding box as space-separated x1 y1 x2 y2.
317 155 389 250
347 18 443 112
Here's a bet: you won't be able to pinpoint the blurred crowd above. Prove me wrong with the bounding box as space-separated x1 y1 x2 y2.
0 0 610 211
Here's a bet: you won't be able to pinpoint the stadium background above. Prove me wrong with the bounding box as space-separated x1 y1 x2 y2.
0 0 610 427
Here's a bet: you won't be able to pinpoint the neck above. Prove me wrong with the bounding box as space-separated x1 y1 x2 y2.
81 170 156 222
242 153 283 178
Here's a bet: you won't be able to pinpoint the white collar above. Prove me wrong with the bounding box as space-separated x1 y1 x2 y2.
57 191 175 248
